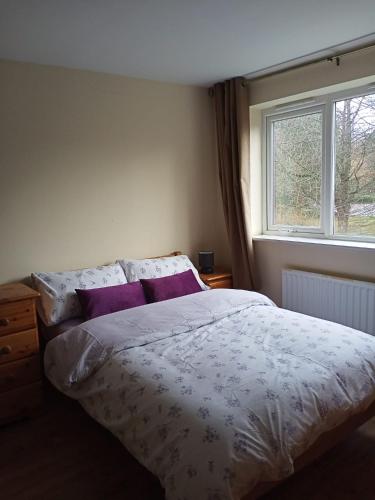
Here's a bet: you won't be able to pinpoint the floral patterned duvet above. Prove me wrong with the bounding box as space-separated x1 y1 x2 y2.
45 289 375 500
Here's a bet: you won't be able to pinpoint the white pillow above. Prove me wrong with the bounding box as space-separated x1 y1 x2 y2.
117 255 209 291
31 263 127 326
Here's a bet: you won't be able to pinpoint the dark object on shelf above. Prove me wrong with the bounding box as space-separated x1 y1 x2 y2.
198 251 214 274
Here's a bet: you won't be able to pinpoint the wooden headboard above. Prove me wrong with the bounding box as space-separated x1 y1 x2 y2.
149 251 181 259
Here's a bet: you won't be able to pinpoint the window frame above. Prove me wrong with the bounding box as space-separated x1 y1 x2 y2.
262 84 375 243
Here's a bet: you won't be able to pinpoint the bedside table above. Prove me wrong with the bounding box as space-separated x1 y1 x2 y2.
200 269 233 289
0 283 42 425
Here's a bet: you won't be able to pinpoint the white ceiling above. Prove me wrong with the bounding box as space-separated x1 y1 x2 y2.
0 0 375 86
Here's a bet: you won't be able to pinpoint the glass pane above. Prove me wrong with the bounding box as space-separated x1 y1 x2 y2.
272 112 322 227
334 94 375 237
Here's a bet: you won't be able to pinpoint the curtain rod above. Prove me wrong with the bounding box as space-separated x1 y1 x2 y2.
208 38 375 96
244 40 375 83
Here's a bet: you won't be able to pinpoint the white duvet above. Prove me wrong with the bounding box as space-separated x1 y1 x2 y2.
45 289 375 500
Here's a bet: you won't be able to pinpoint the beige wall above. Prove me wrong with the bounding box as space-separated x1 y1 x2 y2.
248 47 375 304
0 60 230 283
254 239 375 305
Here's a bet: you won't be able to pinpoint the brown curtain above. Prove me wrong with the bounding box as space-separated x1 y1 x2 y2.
213 77 258 290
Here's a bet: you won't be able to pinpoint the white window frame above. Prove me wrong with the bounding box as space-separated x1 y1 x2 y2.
262 83 375 243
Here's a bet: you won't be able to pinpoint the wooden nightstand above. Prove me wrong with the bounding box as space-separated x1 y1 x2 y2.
0 283 42 425
200 269 233 289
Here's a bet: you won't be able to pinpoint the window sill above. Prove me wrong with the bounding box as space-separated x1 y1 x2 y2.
253 234 375 251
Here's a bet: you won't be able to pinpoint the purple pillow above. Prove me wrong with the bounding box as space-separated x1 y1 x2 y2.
76 282 147 320
140 269 202 303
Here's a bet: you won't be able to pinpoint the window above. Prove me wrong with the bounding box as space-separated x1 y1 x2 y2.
264 85 375 241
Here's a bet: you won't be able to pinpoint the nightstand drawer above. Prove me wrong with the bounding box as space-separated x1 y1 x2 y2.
209 278 233 289
0 329 39 365
200 270 233 289
0 299 36 336
0 355 41 392
0 382 43 425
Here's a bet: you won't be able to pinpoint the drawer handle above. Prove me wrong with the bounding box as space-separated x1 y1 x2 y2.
0 318 10 327
0 345 12 355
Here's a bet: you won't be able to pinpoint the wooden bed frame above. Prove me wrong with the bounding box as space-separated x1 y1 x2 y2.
247 399 375 498
151 250 182 258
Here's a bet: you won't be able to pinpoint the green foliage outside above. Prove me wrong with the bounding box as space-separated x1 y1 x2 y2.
272 94 375 237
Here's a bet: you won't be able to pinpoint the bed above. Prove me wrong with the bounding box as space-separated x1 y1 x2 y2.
42 284 375 500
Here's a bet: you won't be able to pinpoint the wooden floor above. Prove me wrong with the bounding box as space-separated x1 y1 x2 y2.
2 387 375 500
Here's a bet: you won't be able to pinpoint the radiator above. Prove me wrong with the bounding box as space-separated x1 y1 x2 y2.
282 270 375 335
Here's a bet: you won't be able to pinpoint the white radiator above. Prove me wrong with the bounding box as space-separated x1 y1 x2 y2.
282 270 375 335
